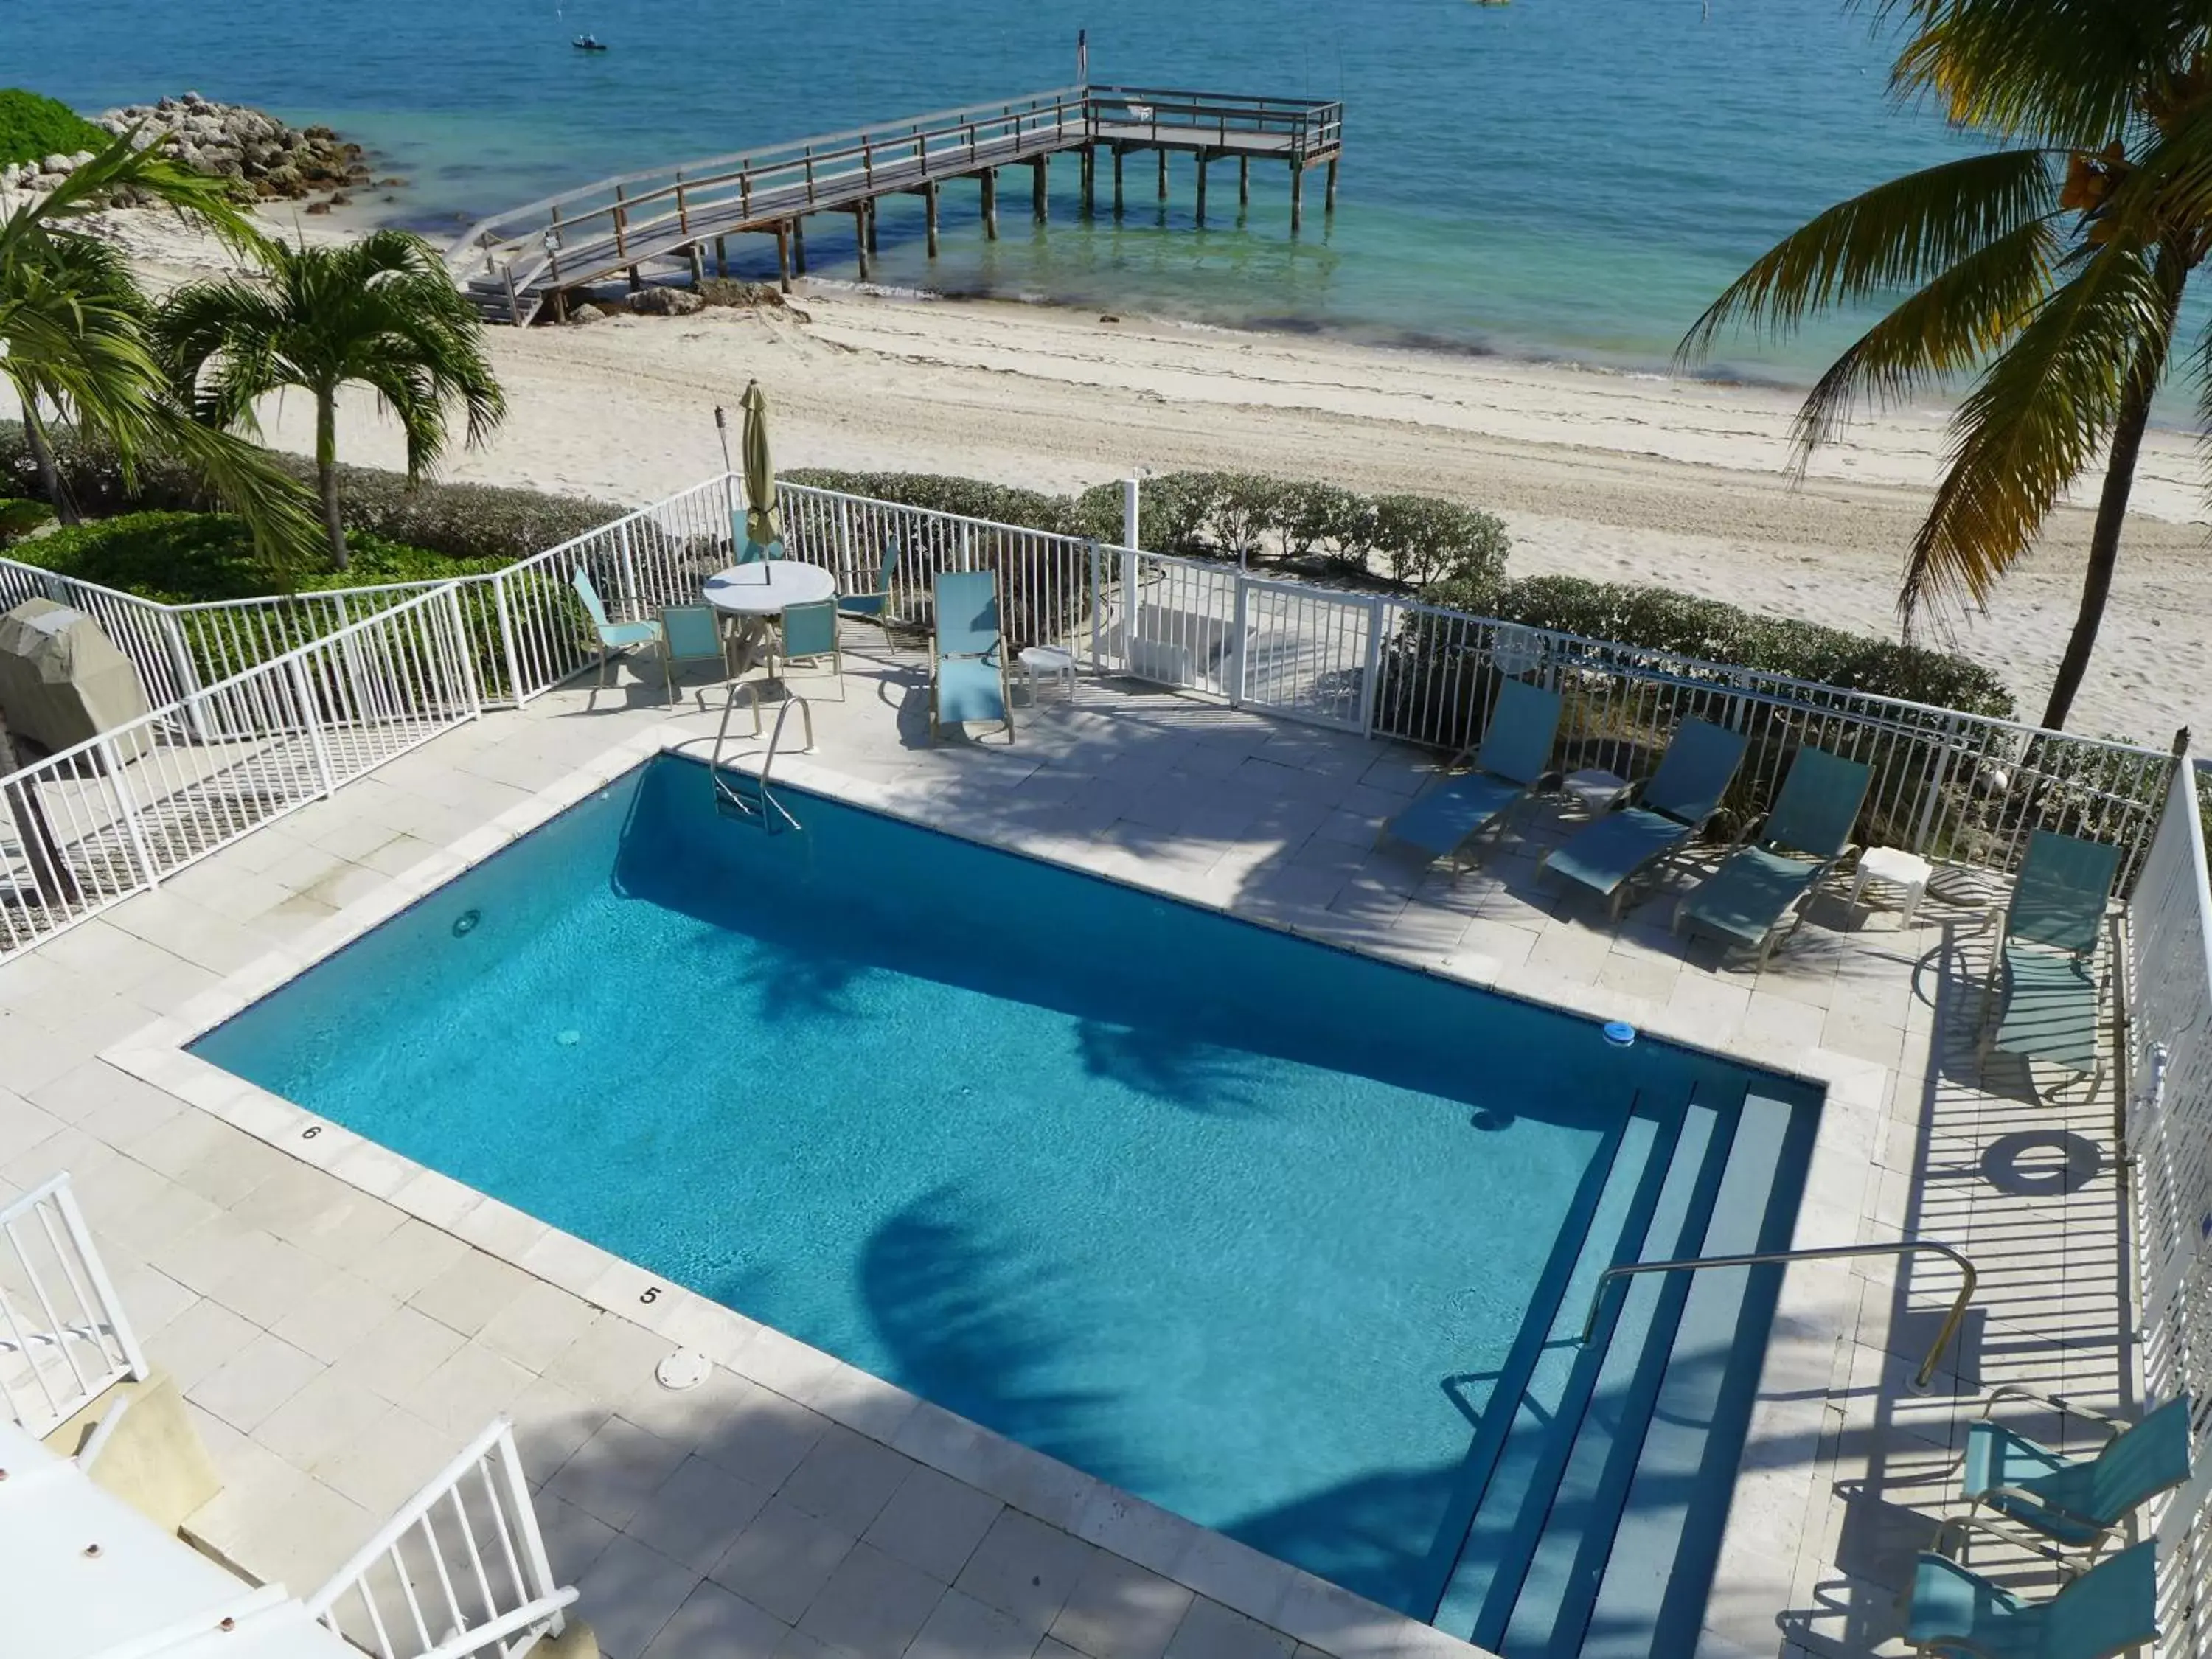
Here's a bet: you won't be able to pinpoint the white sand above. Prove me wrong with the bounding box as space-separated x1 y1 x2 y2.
41 206 2212 742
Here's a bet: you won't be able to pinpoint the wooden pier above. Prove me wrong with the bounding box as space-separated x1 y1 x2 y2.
446 85 1346 324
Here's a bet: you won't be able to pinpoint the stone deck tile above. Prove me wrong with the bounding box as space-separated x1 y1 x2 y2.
0 640 2132 1659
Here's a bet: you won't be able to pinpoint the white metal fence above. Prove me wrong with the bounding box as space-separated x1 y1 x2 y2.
305 1415 577 1659
0 582 480 958
0 472 2185 962
0 1173 147 1441
2130 756 2212 1653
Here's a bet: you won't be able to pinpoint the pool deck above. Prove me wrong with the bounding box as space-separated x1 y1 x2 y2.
0 646 2127 1659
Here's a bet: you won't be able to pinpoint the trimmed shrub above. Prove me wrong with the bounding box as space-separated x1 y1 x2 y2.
0 91 108 167
0 421 627 566
782 470 1081 537
1425 572 2014 719
13 511 503 602
1371 493 1510 592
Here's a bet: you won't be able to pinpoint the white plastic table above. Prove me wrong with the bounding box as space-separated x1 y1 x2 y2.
703 562 838 672
1562 768 1633 815
1018 644 1077 703
1848 846 1933 926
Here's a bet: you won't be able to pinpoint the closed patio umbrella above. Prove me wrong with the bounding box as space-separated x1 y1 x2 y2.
740 379 782 558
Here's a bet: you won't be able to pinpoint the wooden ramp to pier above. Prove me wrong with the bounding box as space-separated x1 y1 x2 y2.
447 85 1345 324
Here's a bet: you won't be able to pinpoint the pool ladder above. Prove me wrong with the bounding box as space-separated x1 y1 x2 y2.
712 684 812 831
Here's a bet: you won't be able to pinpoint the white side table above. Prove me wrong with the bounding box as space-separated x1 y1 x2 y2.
1018 644 1077 704
1562 768 1632 815
1848 846 1933 926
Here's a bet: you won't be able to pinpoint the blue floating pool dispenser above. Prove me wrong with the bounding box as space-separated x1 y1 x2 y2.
1602 1020 1638 1048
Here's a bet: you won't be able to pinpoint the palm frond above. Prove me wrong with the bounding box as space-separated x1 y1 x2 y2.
1678 147 2058 363
1900 237 2184 622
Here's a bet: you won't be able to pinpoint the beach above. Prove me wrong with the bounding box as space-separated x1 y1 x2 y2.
54 206 2212 745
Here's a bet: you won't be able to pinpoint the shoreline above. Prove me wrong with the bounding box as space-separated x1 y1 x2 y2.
32 203 2212 744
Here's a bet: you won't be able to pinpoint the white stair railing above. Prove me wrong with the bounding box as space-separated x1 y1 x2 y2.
305 1416 577 1659
0 1172 147 1440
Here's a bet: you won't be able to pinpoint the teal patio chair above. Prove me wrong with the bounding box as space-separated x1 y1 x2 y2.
1905 1538 2155 1658
840 537 902 636
1954 1391 2193 1563
1540 718 1750 919
1980 830 2123 1083
1380 678 1563 871
572 568 666 692
655 604 728 705
771 599 845 699
929 569 1013 743
1674 745 1873 963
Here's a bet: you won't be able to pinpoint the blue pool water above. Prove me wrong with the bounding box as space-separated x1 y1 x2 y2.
195 755 1819 1641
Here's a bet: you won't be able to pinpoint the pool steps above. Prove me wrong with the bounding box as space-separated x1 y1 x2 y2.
1432 1088 1809 1656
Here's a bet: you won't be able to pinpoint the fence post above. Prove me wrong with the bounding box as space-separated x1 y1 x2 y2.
98 735 163 892
159 611 212 744
1123 474 1141 551
1230 577 1250 706
1088 540 1103 675
445 587 484 719
491 571 526 709
1360 597 1385 740
288 655 338 798
1910 712 1964 857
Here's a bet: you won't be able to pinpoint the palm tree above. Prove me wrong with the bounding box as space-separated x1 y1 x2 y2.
156 230 506 571
0 128 316 558
1679 0 2212 731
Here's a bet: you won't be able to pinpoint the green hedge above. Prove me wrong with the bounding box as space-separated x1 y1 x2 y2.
0 91 108 167
0 422 627 566
13 512 503 602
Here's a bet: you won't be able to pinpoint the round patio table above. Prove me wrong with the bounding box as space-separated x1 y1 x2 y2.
703 561 838 673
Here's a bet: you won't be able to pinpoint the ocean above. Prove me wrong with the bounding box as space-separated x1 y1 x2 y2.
31 0 1969 378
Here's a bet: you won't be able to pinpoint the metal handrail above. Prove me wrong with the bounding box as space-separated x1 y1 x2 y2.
711 684 811 830
1578 1239 1978 1392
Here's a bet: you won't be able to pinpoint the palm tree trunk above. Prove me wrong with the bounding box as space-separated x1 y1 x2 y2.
21 398 80 526
2039 248 2186 732
314 385 347 571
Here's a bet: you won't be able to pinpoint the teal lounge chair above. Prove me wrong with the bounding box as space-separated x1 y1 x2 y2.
656 604 728 705
930 569 1013 743
1905 1538 2155 1658
729 510 781 564
840 537 901 634
1540 718 1749 919
1380 678 1563 869
572 568 666 692
771 599 845 699
1956 1391 2192 1562
1980 830 2123 1082
1674 745 1872 963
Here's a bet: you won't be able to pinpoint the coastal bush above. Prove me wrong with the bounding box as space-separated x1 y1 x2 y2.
0 421 625 565
0 497 53 546
15 511 502 602
782 470 1082 536
0 91 108 167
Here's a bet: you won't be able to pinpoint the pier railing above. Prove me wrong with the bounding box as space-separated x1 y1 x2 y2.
445 83 1346 322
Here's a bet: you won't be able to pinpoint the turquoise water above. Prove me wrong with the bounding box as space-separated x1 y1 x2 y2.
26 0 1970 375
193 754 1814 1619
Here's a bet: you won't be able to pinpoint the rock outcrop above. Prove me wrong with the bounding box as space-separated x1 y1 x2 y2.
0 92 376 205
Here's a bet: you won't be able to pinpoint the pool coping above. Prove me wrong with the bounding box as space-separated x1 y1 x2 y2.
101 717 1900 1658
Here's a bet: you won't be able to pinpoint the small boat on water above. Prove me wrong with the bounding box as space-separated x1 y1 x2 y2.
572 34 608 50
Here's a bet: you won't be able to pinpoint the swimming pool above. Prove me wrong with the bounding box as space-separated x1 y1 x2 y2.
194 753 1820 1652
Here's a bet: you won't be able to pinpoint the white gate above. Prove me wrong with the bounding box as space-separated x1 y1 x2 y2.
1232 576 1377 733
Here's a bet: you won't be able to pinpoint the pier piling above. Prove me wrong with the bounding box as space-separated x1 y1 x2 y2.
1081 145 1095 215
1326 157 1338 215
774 223 791 291
793 215 807 274
852 206 870 279
714 235 728 276
866 198 880 254
1032 156 1048 223
1113 148 1124 215
981 168 998 240
1239 155 1249 208
924 182 939 256
1158 149 1168 201
1195 153 1208 225
1290 163 1303 233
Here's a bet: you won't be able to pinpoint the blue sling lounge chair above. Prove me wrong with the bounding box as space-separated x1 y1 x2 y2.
1674 745 1872 963
1380 678 1563 870
1541 718 1749 919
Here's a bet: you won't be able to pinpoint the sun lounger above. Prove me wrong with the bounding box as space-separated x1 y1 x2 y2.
1980 830 2122 1082
930 569 1014 743
1380 678 1563 869
1905 1537 2154 1658
1673 745 1871 962
1541 718 1749 919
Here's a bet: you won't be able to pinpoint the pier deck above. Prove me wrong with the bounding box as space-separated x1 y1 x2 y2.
448 84 1345 324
